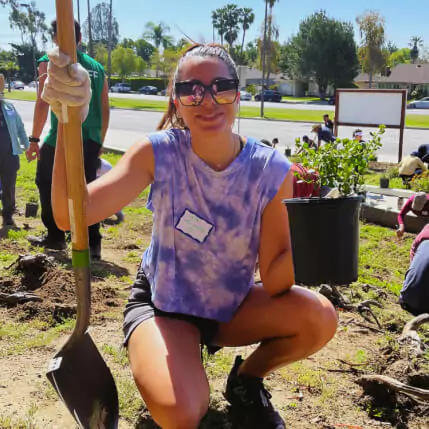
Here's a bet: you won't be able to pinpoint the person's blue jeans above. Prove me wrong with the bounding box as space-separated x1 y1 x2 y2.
400 240 429 315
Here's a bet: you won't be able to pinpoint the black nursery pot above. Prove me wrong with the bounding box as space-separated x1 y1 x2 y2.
379 177 389 189
25 202 39 218
283 196 362 286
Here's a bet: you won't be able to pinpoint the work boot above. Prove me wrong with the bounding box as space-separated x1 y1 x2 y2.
224 355 286 429
90 244 101 262
28 234 67 250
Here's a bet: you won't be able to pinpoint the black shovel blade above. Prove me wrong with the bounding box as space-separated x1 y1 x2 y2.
47 331 119 429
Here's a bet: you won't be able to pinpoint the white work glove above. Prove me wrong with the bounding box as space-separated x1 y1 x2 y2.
42 47 91 123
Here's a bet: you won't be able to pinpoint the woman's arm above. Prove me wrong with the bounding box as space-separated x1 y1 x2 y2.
398 196 413 226
258 171 295 297
52 126 155 231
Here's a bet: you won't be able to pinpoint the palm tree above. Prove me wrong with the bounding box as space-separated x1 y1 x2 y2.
260 0 278 116
239 8 255 61
409 36 423 64
143 21 174 50
356 11 385 88
212 9 226 45
222 4 240 50
87 0 93 56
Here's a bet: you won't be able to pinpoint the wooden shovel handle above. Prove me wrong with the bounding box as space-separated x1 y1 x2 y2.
55 0 88 252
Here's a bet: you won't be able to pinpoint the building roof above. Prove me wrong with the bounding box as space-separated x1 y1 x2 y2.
378 63 429 84
354 72 382 83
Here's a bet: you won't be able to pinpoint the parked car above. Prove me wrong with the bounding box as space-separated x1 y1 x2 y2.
160 89 167 96
254 90 282 102
139 85 158 95
110 83 132 93
240 91 252 101
328 95 335 105
11 80 25 90
28 81 37 88
408 97 429 109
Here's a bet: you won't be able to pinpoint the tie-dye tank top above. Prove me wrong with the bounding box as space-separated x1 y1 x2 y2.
141 128 290 322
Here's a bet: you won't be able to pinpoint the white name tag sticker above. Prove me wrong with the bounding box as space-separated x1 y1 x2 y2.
176 209 213 243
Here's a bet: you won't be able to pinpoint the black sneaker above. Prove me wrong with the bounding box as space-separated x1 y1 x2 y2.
224 356 286 429
28 234 67 250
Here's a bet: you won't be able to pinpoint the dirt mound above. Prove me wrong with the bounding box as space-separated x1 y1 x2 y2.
0 254 122 322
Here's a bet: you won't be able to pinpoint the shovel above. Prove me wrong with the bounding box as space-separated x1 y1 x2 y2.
46 1 119 427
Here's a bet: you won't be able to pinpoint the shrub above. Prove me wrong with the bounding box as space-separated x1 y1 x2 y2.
411 171 429 193
295 126 385 197
386 166 399 179
245 84 257 95
110 77 166 91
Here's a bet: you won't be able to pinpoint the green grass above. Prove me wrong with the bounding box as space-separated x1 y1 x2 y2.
359 223 411 295
364 173 406 189
7 91 429 128
281 96 321 103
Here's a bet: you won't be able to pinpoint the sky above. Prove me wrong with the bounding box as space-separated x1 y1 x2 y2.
0 0 427 52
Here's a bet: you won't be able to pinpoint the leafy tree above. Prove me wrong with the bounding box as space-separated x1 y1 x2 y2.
389 48 411 67
243 41 258 66
0 50 19 91
143 22 174 50
175 38 191 52
120 38 135 49
356 11 386 87
134 39 156 65
151 48 181 81
409 36 423 63
111 46 146 80
279 10 359 98
10 42 43 82
386 41 398 54
82 2 119 49
94 43 108 68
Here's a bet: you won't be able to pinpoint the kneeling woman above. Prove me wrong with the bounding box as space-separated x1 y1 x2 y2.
46 44 338 429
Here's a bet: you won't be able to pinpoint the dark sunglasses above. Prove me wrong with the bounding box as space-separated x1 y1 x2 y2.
174 78 239 106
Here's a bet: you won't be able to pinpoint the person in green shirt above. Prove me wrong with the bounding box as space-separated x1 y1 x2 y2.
26 19 110 260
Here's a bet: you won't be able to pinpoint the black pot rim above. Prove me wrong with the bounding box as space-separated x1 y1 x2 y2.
282 195 363 205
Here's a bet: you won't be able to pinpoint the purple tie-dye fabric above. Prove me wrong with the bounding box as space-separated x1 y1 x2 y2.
141 128 290 322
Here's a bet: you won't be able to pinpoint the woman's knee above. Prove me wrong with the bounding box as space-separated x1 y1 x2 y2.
144 391 209 429
286 287 338 346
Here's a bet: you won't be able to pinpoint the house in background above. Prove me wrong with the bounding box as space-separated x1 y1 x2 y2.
237 66 334 97
354 72 382 89
376 63 429 96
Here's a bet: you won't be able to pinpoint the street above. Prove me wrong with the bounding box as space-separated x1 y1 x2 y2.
15 100 428 163
18 87 429 115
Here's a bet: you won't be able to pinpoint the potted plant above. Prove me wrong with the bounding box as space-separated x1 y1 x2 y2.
283 126 385 286
25 195 39 218
379 173 389 189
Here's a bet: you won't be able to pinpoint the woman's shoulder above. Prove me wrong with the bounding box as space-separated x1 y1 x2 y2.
148 128 189 146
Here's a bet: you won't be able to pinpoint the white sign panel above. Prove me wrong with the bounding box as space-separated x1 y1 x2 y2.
337 90 405 127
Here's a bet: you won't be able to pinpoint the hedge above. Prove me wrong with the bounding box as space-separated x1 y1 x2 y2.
109 77 167 91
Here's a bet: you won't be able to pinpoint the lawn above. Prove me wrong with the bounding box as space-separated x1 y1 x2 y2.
6 91 429 128
0 151 428 428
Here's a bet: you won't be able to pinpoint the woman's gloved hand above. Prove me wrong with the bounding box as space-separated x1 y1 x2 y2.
42 47 92 123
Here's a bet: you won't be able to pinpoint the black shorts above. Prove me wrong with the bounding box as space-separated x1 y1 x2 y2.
123 269 220 348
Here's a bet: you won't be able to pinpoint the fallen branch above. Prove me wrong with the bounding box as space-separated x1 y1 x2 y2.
356 374 429 403
398 314 429 356
319 285 383 329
